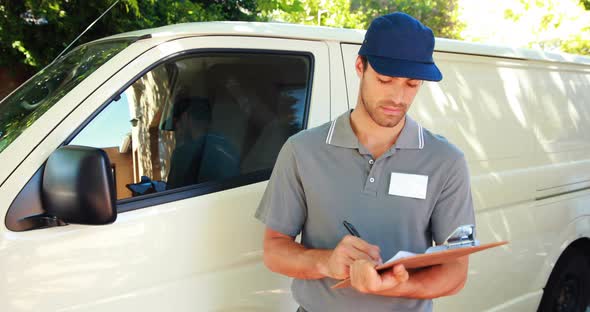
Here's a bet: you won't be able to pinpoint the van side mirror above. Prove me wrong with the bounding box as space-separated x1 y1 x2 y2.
42 145 117 225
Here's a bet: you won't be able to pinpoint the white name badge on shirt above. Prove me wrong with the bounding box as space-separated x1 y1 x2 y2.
388 172 429 199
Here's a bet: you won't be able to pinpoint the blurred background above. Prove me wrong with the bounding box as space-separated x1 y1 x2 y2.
1 0 589 100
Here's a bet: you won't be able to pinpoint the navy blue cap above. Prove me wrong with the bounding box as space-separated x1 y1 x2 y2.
359 12 442 81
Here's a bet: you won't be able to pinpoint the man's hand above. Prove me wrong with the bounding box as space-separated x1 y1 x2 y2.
264 226 467 298
319 235 382 280
263 228 383 280
350 260 409 294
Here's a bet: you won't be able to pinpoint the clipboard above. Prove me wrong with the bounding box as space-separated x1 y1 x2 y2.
332 240 507 289
332 225 508 289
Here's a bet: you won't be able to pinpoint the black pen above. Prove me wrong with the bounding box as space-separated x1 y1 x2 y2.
343 220 361 238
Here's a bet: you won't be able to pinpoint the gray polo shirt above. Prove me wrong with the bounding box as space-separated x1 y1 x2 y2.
255 110 475 312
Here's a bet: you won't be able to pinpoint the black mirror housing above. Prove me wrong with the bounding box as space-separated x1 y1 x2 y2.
42 145 117 225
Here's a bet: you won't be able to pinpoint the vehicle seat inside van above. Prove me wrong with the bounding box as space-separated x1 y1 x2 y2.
198 64 254 181
166 96 210 189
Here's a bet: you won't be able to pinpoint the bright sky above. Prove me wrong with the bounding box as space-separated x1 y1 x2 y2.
458 0 590 51
69 93 131 148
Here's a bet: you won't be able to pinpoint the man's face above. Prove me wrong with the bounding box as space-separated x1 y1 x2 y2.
355 56 422 128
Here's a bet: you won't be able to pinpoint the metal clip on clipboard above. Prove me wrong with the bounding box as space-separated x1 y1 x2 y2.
425 224 479 254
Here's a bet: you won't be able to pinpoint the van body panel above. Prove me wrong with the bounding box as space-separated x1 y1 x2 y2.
101 22 590 66
0 36 330 311
529 63 590 196
326 41 350 119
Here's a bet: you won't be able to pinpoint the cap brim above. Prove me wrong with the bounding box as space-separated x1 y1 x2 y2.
366 55 442 82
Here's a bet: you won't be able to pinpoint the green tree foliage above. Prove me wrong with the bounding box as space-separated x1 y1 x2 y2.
354 0 464 39
0 0 258 71
0 0 470 75
561 30 590 55
258 0 366 29
258 0 463 38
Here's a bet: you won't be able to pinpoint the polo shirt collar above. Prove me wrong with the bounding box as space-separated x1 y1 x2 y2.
395 113 425 150
326 110 425 150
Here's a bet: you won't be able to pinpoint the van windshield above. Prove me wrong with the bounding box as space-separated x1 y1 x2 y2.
0 38 134 154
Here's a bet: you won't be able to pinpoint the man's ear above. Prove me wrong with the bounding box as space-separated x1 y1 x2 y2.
355 55 364 78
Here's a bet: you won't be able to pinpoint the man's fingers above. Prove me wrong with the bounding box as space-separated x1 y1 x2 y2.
330 237 381 280
343 236 381 262
393 264 409 282
344 247 374 263
350 261 411 294
379 269 400 290
379 264 409 290
355 245 381 263
350 259 381 293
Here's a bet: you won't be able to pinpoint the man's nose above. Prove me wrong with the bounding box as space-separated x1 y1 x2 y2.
386 83 405 105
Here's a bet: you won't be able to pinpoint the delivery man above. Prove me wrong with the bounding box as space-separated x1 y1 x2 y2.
255 12 475 312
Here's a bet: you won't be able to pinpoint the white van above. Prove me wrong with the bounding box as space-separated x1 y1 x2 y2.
1 22 589 312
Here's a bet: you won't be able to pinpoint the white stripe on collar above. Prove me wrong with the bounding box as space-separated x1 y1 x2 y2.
418 125 424 149
326 119 337 144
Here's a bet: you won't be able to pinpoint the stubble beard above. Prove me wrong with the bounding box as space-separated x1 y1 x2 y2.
360 86 405 128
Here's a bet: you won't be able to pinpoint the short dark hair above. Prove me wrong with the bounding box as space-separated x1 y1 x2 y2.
360 55 368 72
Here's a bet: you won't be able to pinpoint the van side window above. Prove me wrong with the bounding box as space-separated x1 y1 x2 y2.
69 53 311 200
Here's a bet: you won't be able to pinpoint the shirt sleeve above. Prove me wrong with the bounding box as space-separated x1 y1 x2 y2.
254 138 307 237
431 155 476 245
